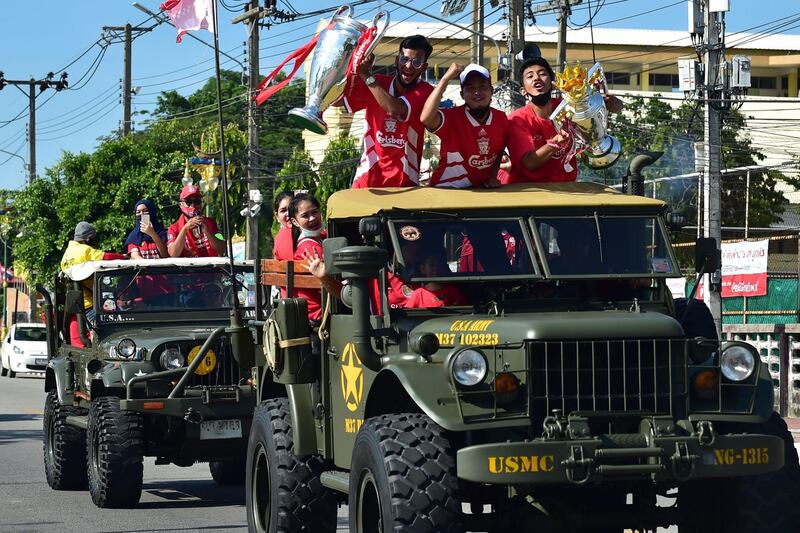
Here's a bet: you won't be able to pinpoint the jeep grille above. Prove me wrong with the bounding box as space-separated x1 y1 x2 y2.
527 338 686 428
185 335 244 388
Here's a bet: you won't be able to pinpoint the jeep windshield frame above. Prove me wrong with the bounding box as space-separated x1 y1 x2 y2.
386 217 541 282
530 214 681 279
94 265 256 323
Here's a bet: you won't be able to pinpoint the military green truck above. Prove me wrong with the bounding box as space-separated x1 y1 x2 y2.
245 183 800 532
41 257 258 508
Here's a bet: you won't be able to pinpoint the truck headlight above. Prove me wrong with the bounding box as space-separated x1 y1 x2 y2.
720 343 756 382
452 349 487 387
13 345 23 355
159 348 185 370
116 338 137 359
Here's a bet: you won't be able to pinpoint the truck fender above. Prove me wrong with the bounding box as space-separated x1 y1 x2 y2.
366 366 462 432
753 364 775 422
46 357 74 404
286 383 317 456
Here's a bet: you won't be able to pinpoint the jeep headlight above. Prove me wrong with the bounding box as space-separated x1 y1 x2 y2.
116 338 137 359
159 347 185 370
720 343 756 382
452 349 488 387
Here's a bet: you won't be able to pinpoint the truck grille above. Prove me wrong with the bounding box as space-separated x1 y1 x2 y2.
527 338 685 427
185 336 244 388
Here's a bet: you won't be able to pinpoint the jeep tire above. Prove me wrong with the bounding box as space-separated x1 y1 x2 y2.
87 396 144 508
209 459 246 485
43 391 88 490
349 413 461 533
678 412 800 532
246 398 336 532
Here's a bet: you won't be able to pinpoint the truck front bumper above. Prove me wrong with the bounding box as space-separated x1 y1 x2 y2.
457 432 785 485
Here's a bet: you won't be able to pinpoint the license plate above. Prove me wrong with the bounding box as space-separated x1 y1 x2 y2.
200 419 242 440
35 358 47 366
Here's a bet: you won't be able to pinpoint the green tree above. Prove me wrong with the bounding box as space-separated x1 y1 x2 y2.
590 95 796 233
316 133 359 216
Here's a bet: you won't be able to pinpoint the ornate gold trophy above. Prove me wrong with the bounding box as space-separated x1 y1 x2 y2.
288 5 389 135
550 62 622 169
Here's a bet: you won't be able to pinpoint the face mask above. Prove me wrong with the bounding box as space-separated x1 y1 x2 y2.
467 105 490 121
181 205 199 218
527 91 551 106
300 227 323 239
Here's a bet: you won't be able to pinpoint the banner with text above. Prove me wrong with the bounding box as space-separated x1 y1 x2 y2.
721 239 768 297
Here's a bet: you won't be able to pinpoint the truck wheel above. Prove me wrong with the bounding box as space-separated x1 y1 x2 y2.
209 459 246 485
43 391 88 490
246 398 336 532
349 413 462 533
1 361 7 376
678 412 800 532
8 368 15 378
86 396 144 508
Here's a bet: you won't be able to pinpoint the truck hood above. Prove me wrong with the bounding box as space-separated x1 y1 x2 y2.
414 310 683 342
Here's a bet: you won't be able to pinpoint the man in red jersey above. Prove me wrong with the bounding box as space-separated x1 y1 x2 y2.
339 35 434 188
421 63 508 188
503 56 622 183
167 184 226 257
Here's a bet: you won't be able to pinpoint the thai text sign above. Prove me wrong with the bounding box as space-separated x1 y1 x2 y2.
721 240 768 297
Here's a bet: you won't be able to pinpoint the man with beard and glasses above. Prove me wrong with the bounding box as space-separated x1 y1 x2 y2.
503 56 622 183
337 35 434 188
421 63 508 188
167 184 226 257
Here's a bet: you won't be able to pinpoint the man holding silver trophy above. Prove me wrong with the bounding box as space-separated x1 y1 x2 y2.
503 56 623 184
335 35 435 188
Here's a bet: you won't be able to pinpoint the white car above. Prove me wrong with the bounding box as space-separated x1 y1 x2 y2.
1 323 48 378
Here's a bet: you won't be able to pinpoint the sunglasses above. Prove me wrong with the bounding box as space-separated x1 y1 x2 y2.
397 55 425 69
183 198 203 206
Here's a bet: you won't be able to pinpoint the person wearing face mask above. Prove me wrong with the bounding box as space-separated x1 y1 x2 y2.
503 56 623 183
125 199 169 259
421 63 509 188
167 184 226 257
272 190 295 261
289 193 328 322
336 35 435 188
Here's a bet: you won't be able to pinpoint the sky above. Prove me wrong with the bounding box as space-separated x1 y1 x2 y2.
0 0 798 191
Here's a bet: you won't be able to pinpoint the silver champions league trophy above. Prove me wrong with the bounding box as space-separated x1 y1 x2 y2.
549 62 622 169
288 5 389 135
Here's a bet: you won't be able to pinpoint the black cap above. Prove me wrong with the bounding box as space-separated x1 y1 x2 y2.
518 56 555 81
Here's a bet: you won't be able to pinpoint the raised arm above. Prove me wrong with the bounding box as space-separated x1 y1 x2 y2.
421 63 463 132
355 54 408 117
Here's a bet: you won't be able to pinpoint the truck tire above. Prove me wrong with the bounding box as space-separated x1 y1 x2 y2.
43 390 88 490
678 412 800 532
245 398 336 533
349 413 462 533
86 396 144 508
209 459 246 485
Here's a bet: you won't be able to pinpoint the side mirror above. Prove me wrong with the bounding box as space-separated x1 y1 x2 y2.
359 217 383 243
322 237 348 276
64 290 85 315
695 237 719 273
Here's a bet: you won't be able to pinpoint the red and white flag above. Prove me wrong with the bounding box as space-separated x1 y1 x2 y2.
160 0 215 43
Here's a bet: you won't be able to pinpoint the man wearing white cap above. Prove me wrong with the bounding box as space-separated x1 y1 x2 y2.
420 63 509 188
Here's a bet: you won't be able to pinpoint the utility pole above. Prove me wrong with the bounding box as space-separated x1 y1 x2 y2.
0 72 68 183
531 0 582 70
233 1 274 260
102 24 152 136
701 1 727 333
470 0 485 66
508 0 526 77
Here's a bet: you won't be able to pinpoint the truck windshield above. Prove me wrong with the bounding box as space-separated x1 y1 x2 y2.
388 218 538 280
15 327 46 341
96 268 256 313
533 216 678 277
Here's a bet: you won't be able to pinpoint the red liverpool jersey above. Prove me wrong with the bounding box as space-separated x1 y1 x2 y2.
344 74 433 188
430 105 509 188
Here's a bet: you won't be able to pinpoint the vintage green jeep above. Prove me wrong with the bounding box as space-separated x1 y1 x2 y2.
245 183 800 532
41 257 257 508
